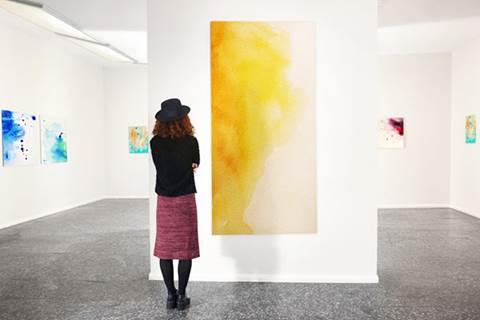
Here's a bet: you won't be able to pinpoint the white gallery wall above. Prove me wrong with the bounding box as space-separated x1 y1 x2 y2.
148 0 378 282
379 53 452 208
0 11 106 228
450 37 480 219
104 66 149 199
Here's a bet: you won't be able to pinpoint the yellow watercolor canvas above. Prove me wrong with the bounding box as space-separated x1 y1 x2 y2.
211 21 317 235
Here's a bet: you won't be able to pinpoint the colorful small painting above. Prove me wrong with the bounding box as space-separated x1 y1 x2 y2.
41 119 68 164
466 114 476 144
2 110 40 167
129 126 149 154
378 117 405 149
211 22 317 235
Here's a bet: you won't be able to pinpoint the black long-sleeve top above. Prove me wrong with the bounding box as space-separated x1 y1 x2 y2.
150 135 200 197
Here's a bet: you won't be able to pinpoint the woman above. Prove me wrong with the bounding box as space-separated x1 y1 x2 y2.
150 98 200 311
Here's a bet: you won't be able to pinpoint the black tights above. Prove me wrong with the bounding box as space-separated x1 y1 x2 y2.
159 259 192 296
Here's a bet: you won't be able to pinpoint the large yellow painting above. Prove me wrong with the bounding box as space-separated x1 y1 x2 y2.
211 21 316 235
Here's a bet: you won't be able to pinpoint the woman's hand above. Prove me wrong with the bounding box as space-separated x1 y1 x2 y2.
192 163 199 173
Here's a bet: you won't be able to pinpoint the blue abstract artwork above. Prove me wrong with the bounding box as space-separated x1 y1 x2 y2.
2 110 40 167
41 119 68 164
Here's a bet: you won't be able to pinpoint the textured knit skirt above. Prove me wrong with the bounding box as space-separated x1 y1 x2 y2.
154 193 200 260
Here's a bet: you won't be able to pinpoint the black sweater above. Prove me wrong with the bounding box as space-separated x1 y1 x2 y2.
150 135 200 197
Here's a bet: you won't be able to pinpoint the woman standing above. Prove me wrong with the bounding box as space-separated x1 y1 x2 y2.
150 98 200 310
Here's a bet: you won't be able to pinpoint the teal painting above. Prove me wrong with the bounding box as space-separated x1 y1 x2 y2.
41 119 68 164
129 126 149 154
466 114 476 144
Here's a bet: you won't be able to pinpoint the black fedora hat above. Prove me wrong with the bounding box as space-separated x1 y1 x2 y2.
155 98 191 122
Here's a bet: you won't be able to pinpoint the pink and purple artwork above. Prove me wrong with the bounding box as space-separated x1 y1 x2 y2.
378 117 405 149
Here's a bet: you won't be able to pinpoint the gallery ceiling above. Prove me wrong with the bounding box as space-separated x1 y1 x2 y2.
379 0 480 27
379 0 480 54
40 0 147 63
42 0 480 30
6 0 480 62
42 0 146 31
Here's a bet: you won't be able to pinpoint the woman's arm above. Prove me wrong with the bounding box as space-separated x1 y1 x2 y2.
192 137 200 168
150 138 160 168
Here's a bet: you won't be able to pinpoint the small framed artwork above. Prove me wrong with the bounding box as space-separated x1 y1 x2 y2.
2 109 40 166
465 114 476 144
41 118 68 164
128 126 149 154
378 117 405 149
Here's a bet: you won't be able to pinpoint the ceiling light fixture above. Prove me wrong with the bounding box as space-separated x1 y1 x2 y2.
58 34 137 64
0 0 137 63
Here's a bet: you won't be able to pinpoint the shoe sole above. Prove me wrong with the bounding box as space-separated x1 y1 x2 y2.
177 303 190 311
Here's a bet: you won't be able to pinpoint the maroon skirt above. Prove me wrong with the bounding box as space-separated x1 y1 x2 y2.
154 193 200 260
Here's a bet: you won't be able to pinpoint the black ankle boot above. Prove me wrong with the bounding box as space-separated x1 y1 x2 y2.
177 294 190 310
166 291 178 309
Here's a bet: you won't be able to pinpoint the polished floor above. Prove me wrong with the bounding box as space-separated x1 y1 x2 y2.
0 201 479 320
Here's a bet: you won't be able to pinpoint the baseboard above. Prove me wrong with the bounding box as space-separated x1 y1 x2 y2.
1 196 149 230
0 196 105 230
379 204 480 219
449 205 480 219
149 272 379 284
378 204 450 209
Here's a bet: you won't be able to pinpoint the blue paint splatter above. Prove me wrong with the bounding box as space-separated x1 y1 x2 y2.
2 110 27 165
51 132 68 162
42 121 68 164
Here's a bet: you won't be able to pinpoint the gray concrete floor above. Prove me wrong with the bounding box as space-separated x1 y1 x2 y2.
0 200 479 320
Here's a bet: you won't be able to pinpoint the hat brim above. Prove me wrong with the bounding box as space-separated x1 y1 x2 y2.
155 105 190 122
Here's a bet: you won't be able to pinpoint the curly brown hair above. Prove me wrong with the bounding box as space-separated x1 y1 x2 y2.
152 115 195 139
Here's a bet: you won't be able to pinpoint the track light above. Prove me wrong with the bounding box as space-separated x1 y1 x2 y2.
58 34 137 64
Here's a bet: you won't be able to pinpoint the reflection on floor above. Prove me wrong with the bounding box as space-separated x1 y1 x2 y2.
0 200 479 319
